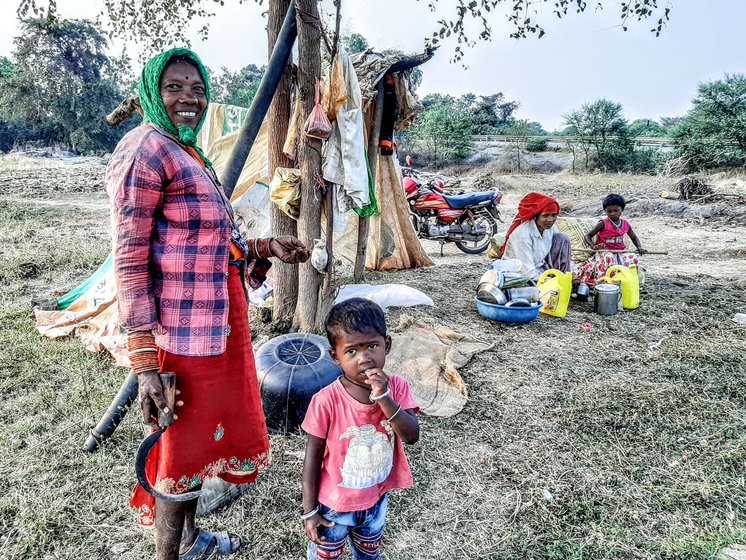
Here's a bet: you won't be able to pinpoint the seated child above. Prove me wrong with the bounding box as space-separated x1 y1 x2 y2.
301 297 420 560
576 193 647 289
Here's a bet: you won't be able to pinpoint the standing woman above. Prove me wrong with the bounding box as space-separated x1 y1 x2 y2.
107 48 309 560
500 192 572 281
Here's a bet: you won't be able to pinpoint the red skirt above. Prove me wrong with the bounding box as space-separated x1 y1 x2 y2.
130 266 270 526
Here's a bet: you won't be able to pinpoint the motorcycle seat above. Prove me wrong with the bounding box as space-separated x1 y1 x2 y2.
441 191 495 209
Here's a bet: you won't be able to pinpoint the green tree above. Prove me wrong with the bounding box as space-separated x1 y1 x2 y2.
0 57 15 79
340 32 369 54
399 96 476 163
423 0 670 61
470 93 520 134
17 1 671 63
340 32 423 88
504 119 537 136
212 64 265 108
673 73 746 169
660 116 683 130
628 118 666 137
563 99 629 169
0 17 133 153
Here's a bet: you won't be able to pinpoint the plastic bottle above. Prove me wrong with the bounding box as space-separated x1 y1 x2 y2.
537 269 572 318
606 265 640 310
479 264 498 286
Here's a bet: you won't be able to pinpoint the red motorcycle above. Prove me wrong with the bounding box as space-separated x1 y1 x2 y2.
403 176 501 254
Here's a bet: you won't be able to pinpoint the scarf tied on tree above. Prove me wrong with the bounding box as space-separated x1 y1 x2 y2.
138 47 213 168
500 192 561 253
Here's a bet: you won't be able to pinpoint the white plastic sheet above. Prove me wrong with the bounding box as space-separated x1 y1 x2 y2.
335 284 434 312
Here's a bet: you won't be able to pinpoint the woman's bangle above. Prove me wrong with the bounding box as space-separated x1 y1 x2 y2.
387 405 402 422
246 238 275 260
369 387 391 402
300 505 319 521
127 331 159 375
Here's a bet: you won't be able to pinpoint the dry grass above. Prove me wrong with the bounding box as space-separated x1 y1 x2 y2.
1 156 745 559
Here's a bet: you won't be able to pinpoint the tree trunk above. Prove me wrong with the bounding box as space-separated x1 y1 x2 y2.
268 0 298 328
292 0 324 332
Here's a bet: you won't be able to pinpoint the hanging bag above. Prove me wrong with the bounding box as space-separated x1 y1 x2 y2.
304 78 332 140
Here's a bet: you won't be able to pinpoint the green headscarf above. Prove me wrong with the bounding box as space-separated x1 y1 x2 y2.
138 47 212 168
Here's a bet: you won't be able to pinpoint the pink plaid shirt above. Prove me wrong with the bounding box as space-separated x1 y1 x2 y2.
107 124 246 356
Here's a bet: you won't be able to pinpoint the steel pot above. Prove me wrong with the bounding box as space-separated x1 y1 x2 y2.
477 283 507 305
505 297 532 307
594 283 621 315
574 282 590 302
500 272 533 289
505 286 541 302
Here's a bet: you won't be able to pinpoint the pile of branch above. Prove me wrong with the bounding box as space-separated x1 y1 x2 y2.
660 176 746 205
676 177 712 200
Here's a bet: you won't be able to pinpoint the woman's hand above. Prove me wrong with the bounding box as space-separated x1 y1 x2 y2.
270 236 310 264
304 513 335 544
637 247 648 255
138 372 183 428
364 368 390 400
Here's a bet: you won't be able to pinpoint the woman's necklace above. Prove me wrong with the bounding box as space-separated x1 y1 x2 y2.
342 374 371 391
610 217 623 229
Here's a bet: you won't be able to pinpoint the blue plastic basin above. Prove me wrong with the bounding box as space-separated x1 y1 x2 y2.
475 297 542 324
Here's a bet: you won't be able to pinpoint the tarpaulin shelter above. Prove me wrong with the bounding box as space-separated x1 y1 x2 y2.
321 47 434 272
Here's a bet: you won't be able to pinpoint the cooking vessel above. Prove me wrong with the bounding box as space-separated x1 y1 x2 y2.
505 287 540 302
500 272 533 289
477 282 507 305
594 283 621 315
575 282 590 302
505 297 532 307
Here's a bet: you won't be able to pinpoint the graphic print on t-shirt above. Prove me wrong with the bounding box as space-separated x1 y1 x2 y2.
338 422 394 489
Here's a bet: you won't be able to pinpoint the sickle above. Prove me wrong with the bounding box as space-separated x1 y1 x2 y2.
135 427 202 502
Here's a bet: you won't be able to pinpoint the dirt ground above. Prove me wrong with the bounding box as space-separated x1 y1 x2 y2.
0 154 745 559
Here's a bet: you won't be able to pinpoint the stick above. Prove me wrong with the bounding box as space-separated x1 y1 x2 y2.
331 0 342 58
572 248 668 255
354 80 384 282
322 181 334 301
106 95 142 126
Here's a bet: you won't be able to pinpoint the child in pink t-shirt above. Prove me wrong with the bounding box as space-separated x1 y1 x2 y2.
301 298 420 560
576 193 647 289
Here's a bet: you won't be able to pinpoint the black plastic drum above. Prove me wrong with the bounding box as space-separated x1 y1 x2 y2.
255 333 342 433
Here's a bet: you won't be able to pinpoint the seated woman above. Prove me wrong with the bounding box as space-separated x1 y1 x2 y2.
500 192 571 281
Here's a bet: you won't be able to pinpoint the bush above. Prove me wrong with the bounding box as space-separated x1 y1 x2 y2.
0 121 57 153
600 145 665 173
524 138 548 152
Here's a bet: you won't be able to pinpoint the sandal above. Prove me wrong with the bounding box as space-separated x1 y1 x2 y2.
179 529 245 559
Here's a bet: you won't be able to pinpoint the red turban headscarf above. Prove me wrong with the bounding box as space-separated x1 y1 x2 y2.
500 192 560 253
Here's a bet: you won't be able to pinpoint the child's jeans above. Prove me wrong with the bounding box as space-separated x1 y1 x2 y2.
307 493 389 560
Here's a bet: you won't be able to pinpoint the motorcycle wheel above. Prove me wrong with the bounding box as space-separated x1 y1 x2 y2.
454 209 498 254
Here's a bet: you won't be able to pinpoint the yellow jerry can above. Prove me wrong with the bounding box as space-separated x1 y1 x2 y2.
605 264 640 309
537 269 572 318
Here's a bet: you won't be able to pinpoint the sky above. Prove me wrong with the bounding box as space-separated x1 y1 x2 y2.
1 0 744 131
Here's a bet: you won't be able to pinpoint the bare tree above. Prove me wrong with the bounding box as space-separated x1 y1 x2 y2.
292 0 324 332
267 0 299 329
